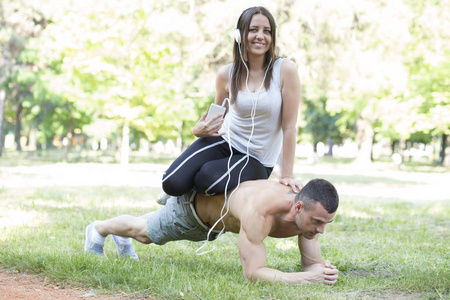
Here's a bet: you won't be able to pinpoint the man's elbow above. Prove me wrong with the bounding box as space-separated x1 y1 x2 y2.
242 268 284 284
242 269 256 282
242 268 265 283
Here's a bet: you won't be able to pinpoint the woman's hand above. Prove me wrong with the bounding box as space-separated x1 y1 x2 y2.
192 110 225 137
279 176 304 193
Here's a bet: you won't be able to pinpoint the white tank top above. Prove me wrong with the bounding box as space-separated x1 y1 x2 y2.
219 58 284 167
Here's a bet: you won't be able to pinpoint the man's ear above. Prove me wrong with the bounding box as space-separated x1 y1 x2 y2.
295 201 304 213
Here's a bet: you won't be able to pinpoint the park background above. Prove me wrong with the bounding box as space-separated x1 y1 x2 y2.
0 0 449 299
0 0 449 165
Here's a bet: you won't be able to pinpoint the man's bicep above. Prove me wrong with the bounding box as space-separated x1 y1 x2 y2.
298 235 323 269
238 228 267 280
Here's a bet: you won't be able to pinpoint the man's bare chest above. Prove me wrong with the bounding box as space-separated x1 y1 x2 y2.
269 222 301 238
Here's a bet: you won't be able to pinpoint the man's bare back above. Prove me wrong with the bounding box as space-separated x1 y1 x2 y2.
196 180 299 237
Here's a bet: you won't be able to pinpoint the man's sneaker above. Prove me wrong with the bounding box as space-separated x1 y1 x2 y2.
156 191 171 206
111 235 139 261
84 221 104 256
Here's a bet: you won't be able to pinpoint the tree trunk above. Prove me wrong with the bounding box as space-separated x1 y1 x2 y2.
437 133 447 166
15 101 23 151
354 118 374 165
63 110 74 162
0 2 5 157
0 89 5 157
28 128 37 151
326 137 333 156
120 119 130 165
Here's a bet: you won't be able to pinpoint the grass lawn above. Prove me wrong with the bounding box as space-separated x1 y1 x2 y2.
0 151 449 299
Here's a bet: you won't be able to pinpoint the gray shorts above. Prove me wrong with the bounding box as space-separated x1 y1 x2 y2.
147 191 220 245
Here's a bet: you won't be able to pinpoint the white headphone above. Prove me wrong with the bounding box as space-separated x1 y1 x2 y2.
234 8 278 44
234 13 244 44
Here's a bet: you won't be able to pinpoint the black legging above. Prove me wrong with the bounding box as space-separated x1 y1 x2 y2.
162 136 272 196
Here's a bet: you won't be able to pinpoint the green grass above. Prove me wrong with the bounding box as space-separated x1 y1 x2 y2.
0 154 449 299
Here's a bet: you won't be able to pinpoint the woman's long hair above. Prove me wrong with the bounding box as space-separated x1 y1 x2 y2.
230 6 278 104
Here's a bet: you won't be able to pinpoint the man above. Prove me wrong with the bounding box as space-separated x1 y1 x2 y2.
84 178 339 285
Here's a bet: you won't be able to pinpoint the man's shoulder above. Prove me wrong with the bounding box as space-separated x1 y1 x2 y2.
240 180 291 199
236 184 294 242
237 180 292 218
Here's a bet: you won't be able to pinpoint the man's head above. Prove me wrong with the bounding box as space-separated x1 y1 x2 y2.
294 179 339 239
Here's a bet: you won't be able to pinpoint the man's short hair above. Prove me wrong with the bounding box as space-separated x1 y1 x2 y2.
295 179 339 213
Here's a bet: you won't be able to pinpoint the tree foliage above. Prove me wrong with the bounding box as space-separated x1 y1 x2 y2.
0 0 448 165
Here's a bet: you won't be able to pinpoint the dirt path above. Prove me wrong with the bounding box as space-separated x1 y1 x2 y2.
0 269 153 300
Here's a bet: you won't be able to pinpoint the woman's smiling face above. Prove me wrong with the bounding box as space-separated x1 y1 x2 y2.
246 14 272 57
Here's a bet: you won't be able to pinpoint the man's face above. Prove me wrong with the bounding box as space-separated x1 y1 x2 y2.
295 202 335 240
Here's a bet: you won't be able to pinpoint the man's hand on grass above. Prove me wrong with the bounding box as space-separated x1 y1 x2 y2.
304 261 339 286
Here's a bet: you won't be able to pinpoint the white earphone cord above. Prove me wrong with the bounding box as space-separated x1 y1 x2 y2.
196 41 272 256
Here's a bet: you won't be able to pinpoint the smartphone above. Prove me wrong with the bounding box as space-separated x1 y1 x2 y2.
205 103 226 125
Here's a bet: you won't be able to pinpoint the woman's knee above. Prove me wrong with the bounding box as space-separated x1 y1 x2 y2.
245 158 270 179
194 163 227 194
162 176 191 196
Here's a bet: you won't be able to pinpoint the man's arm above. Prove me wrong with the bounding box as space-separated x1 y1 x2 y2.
298 234 339 285
298 234 323 270
238 227 338 285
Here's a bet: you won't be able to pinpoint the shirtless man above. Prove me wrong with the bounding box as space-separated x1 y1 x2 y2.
84 178 339 285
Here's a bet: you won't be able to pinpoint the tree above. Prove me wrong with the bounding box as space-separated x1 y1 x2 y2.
0 0 59 154
303 96 344 155
4 0 447 167
0 1 7 156
405 0 450 165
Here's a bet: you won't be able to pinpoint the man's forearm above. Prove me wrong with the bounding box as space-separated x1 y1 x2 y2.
245 262 338 286
246 267 318 285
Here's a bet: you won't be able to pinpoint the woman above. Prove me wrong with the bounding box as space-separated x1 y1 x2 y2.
161 6 302 199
